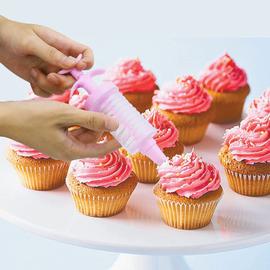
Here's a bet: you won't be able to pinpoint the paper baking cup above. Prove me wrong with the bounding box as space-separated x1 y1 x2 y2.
69 191 133 217
157 198 220 229
178 123 209 146
13 162 69 190
130 157 158 183
225 168 270 196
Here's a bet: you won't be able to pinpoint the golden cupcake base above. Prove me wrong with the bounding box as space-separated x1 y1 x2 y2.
124 89 156 113
155 107 213 145
66 173 138 217
7 149 69 191
129 141 184 184
219 146 270 196
154 184 223 230
207 85 250 124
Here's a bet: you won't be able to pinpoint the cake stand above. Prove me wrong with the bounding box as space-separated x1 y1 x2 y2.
0 123 270 270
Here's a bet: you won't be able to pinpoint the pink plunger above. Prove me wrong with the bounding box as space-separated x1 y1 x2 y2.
59 55 167 165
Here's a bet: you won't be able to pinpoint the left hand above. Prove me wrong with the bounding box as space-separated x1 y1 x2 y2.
0 16 94 97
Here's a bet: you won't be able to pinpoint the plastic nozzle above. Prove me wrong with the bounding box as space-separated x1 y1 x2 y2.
141 143 167 166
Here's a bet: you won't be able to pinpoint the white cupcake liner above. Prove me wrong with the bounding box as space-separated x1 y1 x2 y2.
14 162 69 190
69 190 133 217
130 157 158 183
157 198 220 230
225 168 270 196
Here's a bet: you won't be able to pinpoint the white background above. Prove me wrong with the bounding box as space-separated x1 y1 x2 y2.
1 1 270 269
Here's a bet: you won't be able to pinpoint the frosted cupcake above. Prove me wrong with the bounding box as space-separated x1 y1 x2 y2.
249 89 270 115
128 108 184 183
104 58 158 113
7 142 69 190
219 112 270 196
66 150 137 217
200 53 250 124
153 75 212 145
154 151 222 229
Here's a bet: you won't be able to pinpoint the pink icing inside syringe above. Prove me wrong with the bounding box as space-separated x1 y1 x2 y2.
59 55 167 165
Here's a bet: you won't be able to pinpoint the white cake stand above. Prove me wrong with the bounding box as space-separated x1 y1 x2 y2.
0 124 270 270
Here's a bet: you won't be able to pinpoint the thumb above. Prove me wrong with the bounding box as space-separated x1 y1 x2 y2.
66 109 119 132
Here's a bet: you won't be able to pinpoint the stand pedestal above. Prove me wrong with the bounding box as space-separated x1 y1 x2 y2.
110 254 190 270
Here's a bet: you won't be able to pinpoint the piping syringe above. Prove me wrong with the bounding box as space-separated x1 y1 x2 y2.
59 55 167 165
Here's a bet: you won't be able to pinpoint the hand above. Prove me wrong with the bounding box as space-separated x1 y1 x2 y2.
0 16 93 97
0 100 120 161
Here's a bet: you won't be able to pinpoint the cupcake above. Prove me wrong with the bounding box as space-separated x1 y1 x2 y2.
7 142 69 190
200 53 250 124
249 88 270 115
66 150 137 217
219 112 270 196
153 75 212 145
128 108 184 183
154 151 222 229
104 58 158 113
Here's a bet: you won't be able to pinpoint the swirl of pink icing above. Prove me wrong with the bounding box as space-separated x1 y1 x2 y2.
10 141 49 159
200 54 248 92
143 109 179 149
224 113 270 164
249 89 270 114
152 75 212 114
158 151 221 199
72 150 132 188
104 58 157 93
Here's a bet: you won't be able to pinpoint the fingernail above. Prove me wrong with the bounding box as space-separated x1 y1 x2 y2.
63 56 77 66
105 118 119 131
30 68 38 78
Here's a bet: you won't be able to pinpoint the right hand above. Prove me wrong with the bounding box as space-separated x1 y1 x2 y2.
0 100 120 161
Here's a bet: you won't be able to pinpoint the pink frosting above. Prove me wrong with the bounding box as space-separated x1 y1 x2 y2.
158 151 221 199
249 89 270 114
152 75 212 114
28 89 71 103
143 109 179 149
28 89 89 109
104 58 157 93
224 113 270 164
200 53 248 92
10 141 49 159
72 150 132 188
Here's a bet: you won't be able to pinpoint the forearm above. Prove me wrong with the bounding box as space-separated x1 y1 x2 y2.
0 101 15 139
0 15 9 63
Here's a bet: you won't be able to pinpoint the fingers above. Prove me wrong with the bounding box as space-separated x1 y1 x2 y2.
75 48 94 70
63 138 120 160
28 35 77 69
69 128 102 144
33 25 94 70
47 73 75 89
66 109 119 132
30 83 51 97
30 68 75 95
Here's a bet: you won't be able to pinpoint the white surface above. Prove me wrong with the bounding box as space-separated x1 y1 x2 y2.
0 123 270 256
1 1 270 268
109 254 190 270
